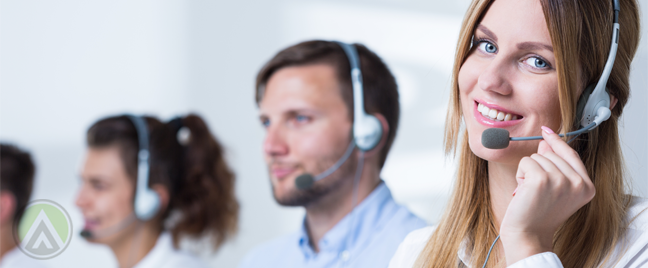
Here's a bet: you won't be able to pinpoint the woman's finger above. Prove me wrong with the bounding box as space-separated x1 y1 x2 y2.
529 153 563 179
540 126 588 177
538 151 586 183
515 156 547 192
537 140 554 155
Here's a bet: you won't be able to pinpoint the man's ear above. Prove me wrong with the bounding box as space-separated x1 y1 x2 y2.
0 191 16 225
150 185 170 214
362 113 389 158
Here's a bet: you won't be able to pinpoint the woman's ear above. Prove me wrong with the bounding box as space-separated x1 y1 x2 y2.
363 113 390 158
610 93 618 110
151 184 170 213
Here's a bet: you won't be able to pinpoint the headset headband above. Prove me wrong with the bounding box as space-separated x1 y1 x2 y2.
125 115 160 221
335 41 383 151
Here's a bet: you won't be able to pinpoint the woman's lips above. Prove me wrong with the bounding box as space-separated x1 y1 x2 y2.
83 219 100 230
473 101 523 127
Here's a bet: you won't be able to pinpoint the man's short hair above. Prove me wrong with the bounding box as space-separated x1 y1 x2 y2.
255 40 400 168
0 143 35 220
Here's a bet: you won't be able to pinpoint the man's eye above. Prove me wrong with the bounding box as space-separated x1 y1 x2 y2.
295 115 309 122
92 183 105 191
478 41 497 54
261 118 270 127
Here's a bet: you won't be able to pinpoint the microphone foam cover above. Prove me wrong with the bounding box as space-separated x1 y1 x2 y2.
482 128 510 149
295 174 315 190
80 230 93 239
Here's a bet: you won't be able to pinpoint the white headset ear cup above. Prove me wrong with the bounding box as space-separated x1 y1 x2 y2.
580 86 611 127
354 114 383 151
135 190 161 221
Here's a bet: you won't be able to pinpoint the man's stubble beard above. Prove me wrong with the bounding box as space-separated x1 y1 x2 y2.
271 149 358 207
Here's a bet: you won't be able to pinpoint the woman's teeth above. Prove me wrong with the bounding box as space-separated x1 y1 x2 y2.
478 103 518 122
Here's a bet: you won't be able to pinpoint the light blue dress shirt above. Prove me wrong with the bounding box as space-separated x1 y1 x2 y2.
239 182 427 268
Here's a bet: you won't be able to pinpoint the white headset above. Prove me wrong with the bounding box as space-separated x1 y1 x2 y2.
125 115 161 221
335 42 383 151
575 0 620 128
294 42 384 190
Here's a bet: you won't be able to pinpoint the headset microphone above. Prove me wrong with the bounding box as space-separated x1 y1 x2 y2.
294 42 383 190
482 122 596 149
482 106 612 149
80 213 137 239
295 141 356 190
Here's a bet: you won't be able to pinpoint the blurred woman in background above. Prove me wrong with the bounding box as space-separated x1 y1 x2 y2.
76 114 238 268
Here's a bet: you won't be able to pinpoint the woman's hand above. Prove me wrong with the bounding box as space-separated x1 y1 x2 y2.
500 126 595 266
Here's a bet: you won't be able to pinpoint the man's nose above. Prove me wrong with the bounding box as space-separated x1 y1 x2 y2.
263 125 289 157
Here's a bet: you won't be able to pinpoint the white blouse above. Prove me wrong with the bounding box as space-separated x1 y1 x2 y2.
389 197 648 268
0 247 49 268
133 232 211 268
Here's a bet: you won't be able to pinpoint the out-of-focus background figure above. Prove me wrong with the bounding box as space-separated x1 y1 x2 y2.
239 40 426 268
75 114 238 268
0 144 47 268
1 1 645 267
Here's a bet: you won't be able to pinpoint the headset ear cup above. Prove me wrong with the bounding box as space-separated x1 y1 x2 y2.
575 84 595 127
354 114 383 151
135 190 161 221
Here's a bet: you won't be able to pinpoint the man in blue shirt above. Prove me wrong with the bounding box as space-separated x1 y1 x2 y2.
240 40 426 268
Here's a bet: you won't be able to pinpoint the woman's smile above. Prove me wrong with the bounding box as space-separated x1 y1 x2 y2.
473 99 524 127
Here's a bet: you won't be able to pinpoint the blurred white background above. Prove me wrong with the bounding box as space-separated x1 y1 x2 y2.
1 0 646 267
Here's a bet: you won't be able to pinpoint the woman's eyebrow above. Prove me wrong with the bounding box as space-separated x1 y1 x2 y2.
517 42 554 52
476 24 497 42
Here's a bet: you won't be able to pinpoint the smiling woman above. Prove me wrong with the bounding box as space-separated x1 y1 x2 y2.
388 0 644 267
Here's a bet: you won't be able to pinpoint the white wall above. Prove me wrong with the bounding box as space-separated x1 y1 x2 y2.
0 1 645 267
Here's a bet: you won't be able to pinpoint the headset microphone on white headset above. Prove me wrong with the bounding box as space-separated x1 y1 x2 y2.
294 41 383 190
481 1 620 266
80 115 161 239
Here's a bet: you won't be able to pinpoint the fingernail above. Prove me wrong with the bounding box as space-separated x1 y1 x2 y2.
541 126 554 134
512 186 518 196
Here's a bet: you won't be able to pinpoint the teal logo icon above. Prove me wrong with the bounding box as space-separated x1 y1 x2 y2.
13 200 73 259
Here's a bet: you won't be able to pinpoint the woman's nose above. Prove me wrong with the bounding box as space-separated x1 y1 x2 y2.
477 56 513 96
75 187 89 209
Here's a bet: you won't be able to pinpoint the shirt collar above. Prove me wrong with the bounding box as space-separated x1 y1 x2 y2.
134 232 174 268
297 182 393 257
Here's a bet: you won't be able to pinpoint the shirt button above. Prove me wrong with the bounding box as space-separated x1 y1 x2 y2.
340 250 351 261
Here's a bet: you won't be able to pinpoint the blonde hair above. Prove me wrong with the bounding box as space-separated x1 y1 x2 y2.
415 0 641 267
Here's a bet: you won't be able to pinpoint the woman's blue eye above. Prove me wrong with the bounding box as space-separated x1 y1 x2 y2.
261 119 270 127
524 57 549 69
479 41 497 53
